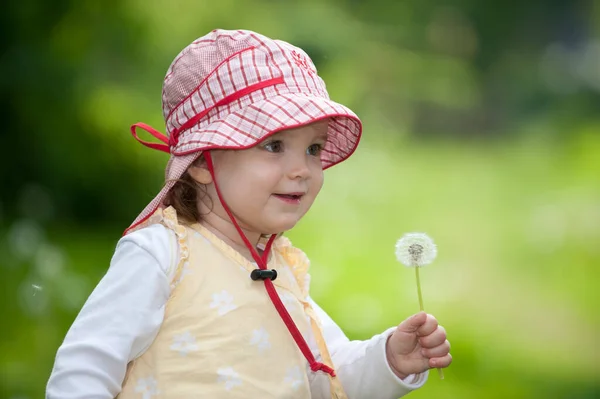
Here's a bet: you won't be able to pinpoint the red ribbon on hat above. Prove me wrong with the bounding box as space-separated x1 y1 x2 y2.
130 122 171 154
130 77 284 154
204 151 336 378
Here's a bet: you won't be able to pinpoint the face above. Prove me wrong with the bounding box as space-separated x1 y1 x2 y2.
189 120 328 235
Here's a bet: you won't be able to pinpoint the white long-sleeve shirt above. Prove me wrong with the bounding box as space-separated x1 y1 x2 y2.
46 224 428 398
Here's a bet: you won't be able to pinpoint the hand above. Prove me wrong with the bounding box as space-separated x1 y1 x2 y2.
385 312 452 379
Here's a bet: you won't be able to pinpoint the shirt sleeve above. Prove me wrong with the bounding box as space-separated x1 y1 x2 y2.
46 224 175 399
307 297 428 399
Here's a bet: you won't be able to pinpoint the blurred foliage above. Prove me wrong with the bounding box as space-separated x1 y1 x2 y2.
1 0 599 398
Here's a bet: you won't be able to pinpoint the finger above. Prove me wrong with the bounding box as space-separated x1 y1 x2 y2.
396 312 428 334
421 340 450 358
419 326 446 348
429 353 452 369
416 314 438 337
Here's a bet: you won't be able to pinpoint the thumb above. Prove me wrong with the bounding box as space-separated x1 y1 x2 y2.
389 312 427 357
397 312 427 334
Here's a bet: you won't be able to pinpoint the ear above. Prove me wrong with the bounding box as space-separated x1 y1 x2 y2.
187 157 213 185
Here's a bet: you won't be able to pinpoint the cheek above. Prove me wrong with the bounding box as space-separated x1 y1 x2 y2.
311 167 325 193
221 167 274 204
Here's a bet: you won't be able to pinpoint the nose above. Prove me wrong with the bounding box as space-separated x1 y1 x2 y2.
286 151 311 180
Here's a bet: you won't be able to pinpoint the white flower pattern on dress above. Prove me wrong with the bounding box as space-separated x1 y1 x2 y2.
134 376 160 398
209 290 237 316
217 367 242 391
170 331 198 356
284 366 303 391
249 327 271 352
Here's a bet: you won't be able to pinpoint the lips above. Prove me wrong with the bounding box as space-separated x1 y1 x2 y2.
273 192 304 204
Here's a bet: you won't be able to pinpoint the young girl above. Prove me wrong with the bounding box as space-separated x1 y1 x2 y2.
46 29 451 398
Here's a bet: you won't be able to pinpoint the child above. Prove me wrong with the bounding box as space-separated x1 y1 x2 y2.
46 29 451 398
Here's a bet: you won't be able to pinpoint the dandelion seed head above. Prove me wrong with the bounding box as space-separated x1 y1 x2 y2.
395 232 438 267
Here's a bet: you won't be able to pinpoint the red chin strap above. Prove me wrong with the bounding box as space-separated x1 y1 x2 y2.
203 151 335 377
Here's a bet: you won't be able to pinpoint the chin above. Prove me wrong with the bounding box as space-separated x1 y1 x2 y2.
266 219 300 235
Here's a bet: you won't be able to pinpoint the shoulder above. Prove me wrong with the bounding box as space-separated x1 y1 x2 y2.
115 223 177 275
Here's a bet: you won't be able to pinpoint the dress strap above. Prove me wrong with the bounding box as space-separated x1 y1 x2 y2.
161 207 190 289
143 206 190 289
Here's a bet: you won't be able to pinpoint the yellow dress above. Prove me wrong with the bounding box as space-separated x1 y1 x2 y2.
118 207 346 398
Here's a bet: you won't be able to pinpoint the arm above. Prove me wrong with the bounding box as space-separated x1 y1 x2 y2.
308 298 428 399
46 225 175 399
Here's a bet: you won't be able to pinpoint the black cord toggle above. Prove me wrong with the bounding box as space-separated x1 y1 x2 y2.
250 268 278 281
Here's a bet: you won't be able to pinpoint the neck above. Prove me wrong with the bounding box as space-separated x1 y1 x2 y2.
198 212 265 263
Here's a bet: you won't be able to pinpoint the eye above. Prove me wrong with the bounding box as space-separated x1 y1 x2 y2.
263 140 283 153
306 143 323 156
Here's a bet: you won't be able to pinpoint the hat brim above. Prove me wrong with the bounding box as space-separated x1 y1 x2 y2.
125 93 362 235
173 93 362 168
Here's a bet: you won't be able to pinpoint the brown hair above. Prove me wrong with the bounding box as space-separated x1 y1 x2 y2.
164 171 207 225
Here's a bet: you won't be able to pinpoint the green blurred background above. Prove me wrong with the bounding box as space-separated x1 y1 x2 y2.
1 0 599 398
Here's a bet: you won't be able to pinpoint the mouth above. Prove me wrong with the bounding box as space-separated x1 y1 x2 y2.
273 192 304 204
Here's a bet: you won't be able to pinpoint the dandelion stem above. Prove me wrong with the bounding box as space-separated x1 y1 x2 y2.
415 267 444 379
438 368 445 379
415 267 424 312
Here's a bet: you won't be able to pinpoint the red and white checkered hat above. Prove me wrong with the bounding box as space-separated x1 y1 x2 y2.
126 29 362 234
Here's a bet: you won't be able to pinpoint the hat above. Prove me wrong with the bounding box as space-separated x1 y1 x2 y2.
126 29 362 234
